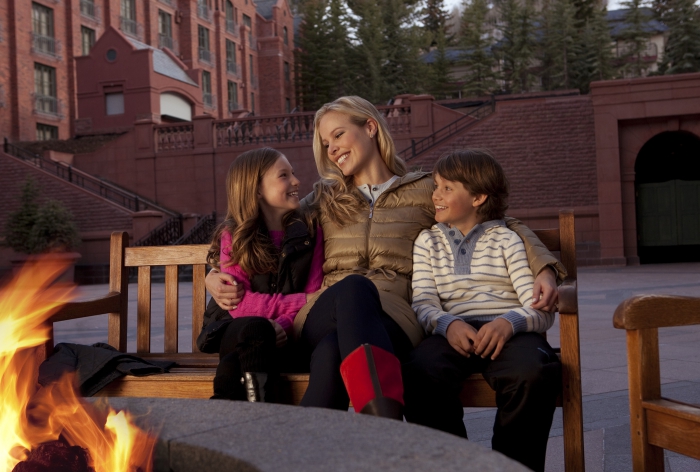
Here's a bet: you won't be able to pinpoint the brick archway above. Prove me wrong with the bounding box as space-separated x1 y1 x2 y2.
591 73 700 265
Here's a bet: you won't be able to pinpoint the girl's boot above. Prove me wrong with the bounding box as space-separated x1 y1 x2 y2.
340 344 404 420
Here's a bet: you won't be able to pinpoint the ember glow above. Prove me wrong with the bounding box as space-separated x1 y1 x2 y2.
0 259 156 472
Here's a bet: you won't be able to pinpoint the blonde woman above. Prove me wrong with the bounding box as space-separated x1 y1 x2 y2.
206 96 563 419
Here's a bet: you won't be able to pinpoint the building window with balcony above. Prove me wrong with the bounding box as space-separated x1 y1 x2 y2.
120 0 138 37
243 14 254 48
226 39 237 75
158 10 174 50
228 81 238 112
198 26 212 65
34 63 58 116
202 70 214 108
80 0 97 20
81 26 95 56
32 3 58 57
283 26 288 46
36 123 58 141
284 61 290 82
249 54 257 89
197 0 211 22
225 0 237 36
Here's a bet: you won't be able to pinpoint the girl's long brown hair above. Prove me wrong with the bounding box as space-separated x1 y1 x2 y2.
207 148 313 276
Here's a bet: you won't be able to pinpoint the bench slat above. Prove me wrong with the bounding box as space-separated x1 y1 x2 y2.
164 265 179 353
125 245 210 267
137 266 152 353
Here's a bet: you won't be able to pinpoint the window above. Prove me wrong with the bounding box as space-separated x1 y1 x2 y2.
158 10 173 50
34 63 58 115
283 26 288 46
202 70 213 107
249 54 254 82
36 123 58 141
120 0 137 36
80 0 96 19
198 25 211 64
32 3 57 56
284 61 290 82
105 93 124 115
227 81 238 111
81 26 95 56
250 92 255 114
226 39 237 74
285 98 291 113
197 0 211 21
225 0 237 35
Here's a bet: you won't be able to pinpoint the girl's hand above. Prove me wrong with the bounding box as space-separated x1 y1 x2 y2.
531 267 558 311
270 320 287 348
474 318 513 360
206 270 245 310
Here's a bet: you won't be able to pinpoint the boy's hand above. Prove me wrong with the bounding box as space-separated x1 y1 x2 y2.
446 320 478 357
474 318 513 360
270 320 287 348
532 267 558 311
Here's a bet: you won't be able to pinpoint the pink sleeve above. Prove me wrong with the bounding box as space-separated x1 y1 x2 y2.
220 231 308 330
303 225 325 293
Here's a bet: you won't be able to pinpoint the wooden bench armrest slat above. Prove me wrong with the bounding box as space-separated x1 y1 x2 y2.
50 292 122 322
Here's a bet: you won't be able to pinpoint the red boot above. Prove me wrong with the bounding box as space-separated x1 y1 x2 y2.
340 344 404 420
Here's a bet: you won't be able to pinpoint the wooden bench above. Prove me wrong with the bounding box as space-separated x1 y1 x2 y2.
45 209 584 471
613 294 700 471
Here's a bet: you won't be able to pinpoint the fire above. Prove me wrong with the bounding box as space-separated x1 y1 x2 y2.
0 258 156 472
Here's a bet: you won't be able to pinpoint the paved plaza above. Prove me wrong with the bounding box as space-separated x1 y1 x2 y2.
54 262 700 471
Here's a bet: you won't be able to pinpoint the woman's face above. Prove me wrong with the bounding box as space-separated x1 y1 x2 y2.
318 111 377 179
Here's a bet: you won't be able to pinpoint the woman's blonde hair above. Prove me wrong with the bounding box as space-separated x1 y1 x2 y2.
207 148 311 275
311 96 407 226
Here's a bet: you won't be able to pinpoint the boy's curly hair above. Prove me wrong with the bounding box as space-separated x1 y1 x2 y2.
433 149 510 221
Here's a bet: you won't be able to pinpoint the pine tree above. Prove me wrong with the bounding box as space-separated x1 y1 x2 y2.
460 0 498 96
496 0 537 93
295 0 330 109
424 0 451 45
618 0 652 78
347 0 386 102
427 25 454 98
659 0 700 74
380 0 426 98
326 0 352 98
539 0 579 90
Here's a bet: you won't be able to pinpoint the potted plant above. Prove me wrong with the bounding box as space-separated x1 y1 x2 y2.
3 177 81 281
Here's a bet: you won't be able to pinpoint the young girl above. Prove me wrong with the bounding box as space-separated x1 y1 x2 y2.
198 147 324 402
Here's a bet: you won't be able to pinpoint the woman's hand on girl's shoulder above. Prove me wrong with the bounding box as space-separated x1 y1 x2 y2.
205 270 245 310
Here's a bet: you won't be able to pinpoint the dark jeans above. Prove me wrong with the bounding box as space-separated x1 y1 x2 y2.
299 275 413 410
402 323 561 472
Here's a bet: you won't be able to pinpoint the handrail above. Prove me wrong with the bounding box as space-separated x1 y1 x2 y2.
175 212 217 245
3 138 179 217
134 216 183 246
398 99 495 162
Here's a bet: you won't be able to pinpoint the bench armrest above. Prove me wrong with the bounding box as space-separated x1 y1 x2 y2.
558 277 578 315
50 292 122 323
613 294 700 330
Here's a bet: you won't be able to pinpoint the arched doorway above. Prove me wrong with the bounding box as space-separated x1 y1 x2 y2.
635 131 700 263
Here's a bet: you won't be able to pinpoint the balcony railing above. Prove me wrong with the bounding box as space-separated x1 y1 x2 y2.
248 34 257 51
226 19 239 37
120 16 139 38
32 33 59 57
228 100 240 112
197 3 212 21
203 92 216 109
80 0 97 20
158 0 173 5
226 60 239 76
250 74 258 90
158 34 176 52
199 48 212 64
34 94 60 116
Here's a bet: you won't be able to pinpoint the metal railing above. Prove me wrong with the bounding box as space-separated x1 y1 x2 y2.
32 33 59 57
228 100 240 113
3 139 178 217
226 19 239 36
197 3 212 21
203 92 216 109
199 48 212 64
134 216 183 246
120 17 139 37
158 34 175 51
175 213 217 245
80 0 97 19
226 60 238 75
158 0 173 5
248 35 257 51
34 94 60 116
251 74 258 89
398 99 495 162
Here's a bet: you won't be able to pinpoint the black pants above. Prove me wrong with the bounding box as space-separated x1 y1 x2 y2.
213 316 277 400
299 275 413 410
402 323 561 472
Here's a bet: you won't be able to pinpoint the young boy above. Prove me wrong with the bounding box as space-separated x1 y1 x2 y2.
403 150 561 472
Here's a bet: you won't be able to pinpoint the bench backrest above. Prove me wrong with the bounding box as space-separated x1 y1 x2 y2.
107 210 576 355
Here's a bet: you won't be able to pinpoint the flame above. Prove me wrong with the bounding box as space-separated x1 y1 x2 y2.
0 258 156 472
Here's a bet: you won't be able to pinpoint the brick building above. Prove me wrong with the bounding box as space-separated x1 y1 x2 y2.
0 0 296 141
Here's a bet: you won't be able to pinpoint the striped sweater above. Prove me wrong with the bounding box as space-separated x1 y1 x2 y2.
411 220 554 337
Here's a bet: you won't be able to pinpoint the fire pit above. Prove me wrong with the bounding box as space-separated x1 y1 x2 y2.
99 398 528 472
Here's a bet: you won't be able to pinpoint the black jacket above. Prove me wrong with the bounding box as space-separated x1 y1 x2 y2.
196 216 316 353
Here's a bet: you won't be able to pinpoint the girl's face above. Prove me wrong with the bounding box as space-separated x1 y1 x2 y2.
258 155 301 221
432 172 486 235
318 111 377 179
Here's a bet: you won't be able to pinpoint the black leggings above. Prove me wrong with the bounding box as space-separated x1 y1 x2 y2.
299 275 412 410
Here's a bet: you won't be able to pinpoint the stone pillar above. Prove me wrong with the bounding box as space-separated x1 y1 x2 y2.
182 213 201 235
132 210 166 242
409 94 435 138
134 119 156 152
193 115 215 149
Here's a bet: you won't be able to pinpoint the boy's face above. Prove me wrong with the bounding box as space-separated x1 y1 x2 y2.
432 173 486 235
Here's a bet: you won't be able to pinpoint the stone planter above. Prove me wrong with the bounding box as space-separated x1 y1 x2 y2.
10 252 82 283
